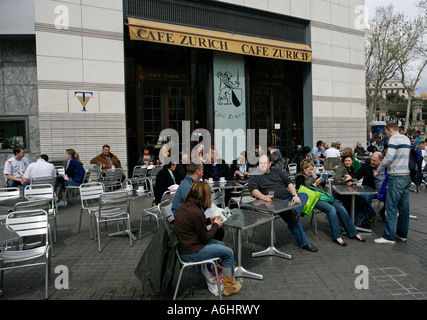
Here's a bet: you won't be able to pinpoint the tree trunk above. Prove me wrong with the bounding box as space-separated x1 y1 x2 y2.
404 95 412 132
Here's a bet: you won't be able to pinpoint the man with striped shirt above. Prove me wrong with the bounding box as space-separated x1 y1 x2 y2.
374 123 411 244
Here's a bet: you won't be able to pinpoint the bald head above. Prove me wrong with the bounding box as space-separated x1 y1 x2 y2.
370 151 383 168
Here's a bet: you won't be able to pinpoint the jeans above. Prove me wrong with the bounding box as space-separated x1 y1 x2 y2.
6 179 21 188
277 193 310 247
179 239 235 277
357 194 377 226
383 175 411 241
315 200 358 239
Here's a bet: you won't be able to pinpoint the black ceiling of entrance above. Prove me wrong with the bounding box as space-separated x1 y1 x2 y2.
124 0 308 45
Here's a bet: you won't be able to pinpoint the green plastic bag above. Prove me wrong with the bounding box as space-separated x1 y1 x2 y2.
298 185 321 216
309 186 334 203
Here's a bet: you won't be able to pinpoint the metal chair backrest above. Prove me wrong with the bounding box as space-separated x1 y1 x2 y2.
211 187 225 208
89 163 102 171
324 157 340 171
104 169 123 181
0 187 20 201
161 190 175 203
80 182 104 209
30 176 55 186
132 165 147 178
288 163 297 175
150 165 163 177
13 199 50 212
282 158 289 171
6 209 49 241
158 199 174 222
84 169 101 183
24 184 54 203
98 191 129 219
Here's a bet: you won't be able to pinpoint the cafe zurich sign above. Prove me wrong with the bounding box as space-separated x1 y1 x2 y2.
128 18 312 63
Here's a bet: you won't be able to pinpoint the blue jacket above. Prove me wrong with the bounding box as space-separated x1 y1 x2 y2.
171 175 196 216
66 158 85 183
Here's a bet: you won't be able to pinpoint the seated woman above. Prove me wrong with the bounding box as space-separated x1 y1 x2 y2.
295 159 365 246
137 146 154 166
174 181 241 296
230 151 249 185
55 149 85 207
333 154 366 226
153 162 177 204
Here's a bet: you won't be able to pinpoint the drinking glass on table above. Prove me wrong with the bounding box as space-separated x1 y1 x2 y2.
268 191 275 201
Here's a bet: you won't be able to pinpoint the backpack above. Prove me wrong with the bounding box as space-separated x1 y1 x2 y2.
409 143 423 186
134 219 178 298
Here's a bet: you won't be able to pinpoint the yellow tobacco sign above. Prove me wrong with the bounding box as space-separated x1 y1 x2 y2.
128 18 312 63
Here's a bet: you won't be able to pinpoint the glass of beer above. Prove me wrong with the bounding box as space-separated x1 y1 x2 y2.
268 191 275 201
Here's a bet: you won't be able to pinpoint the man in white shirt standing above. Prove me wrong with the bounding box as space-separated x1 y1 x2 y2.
23 154 56 189
3 147 30 188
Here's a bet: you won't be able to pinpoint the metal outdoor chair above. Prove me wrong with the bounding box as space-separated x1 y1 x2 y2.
0 209 51 300
102 169 123 192
0 187 20 201
13 199 55 257
323 157 340 171
228 184 255 208
288 163 297 180
211 187 225 208
89 163 102 171
24 184 58 244
130 165 148 187
0 187 20 222
94 191 131 252
145 165 163 196
174 249 222 300
79 182 104 239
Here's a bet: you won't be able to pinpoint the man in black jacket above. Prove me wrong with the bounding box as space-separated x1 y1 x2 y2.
354 151 386 224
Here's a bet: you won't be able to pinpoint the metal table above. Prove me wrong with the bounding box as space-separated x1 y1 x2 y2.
224 209 275 280
0 197 28 213
332 184 377 233
241 198 302 260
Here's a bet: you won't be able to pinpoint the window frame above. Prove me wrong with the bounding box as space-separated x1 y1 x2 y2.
0 116 30 153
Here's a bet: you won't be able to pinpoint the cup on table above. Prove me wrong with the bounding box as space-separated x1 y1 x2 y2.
138 186 144 192
268 191 275 201
126 185 133 190
220 177 226 182
208 178 213 183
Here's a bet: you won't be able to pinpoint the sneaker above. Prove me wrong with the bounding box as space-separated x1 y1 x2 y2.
396 235 407 242
374 237 396 245
57 200 67 207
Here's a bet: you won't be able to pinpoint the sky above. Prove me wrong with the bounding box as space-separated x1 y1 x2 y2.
365 0 426 96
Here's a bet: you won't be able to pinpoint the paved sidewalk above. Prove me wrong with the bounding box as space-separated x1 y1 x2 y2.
1 189 426 302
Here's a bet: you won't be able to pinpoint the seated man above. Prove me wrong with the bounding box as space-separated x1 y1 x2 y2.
90 144 121 170
354 151 386 224
354 141 369 156
202 146 232 181
23 154 56 189
171 162 224 240
367 140 379 153
248 154 318 252
267 145 284 171
3 147 30 188
311 140 325 165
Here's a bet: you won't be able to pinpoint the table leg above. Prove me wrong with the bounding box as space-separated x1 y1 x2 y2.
251 219 292 260
234 229 263 280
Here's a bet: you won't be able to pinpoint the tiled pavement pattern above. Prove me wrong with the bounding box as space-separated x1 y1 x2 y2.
1 189 426 301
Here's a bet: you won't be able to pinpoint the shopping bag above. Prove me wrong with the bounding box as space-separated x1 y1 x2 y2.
201 263 224 296
309 186 334 203
376 171 388 202
298 185 321 216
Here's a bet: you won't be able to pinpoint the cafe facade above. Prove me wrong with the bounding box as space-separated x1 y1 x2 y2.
0 0 367 178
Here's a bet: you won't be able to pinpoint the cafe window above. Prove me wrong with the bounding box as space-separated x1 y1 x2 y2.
0 117 29 151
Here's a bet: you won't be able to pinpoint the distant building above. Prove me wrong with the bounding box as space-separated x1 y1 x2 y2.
368 79 410 100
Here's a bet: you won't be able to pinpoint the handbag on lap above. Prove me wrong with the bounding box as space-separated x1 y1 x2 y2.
298 185 321 216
